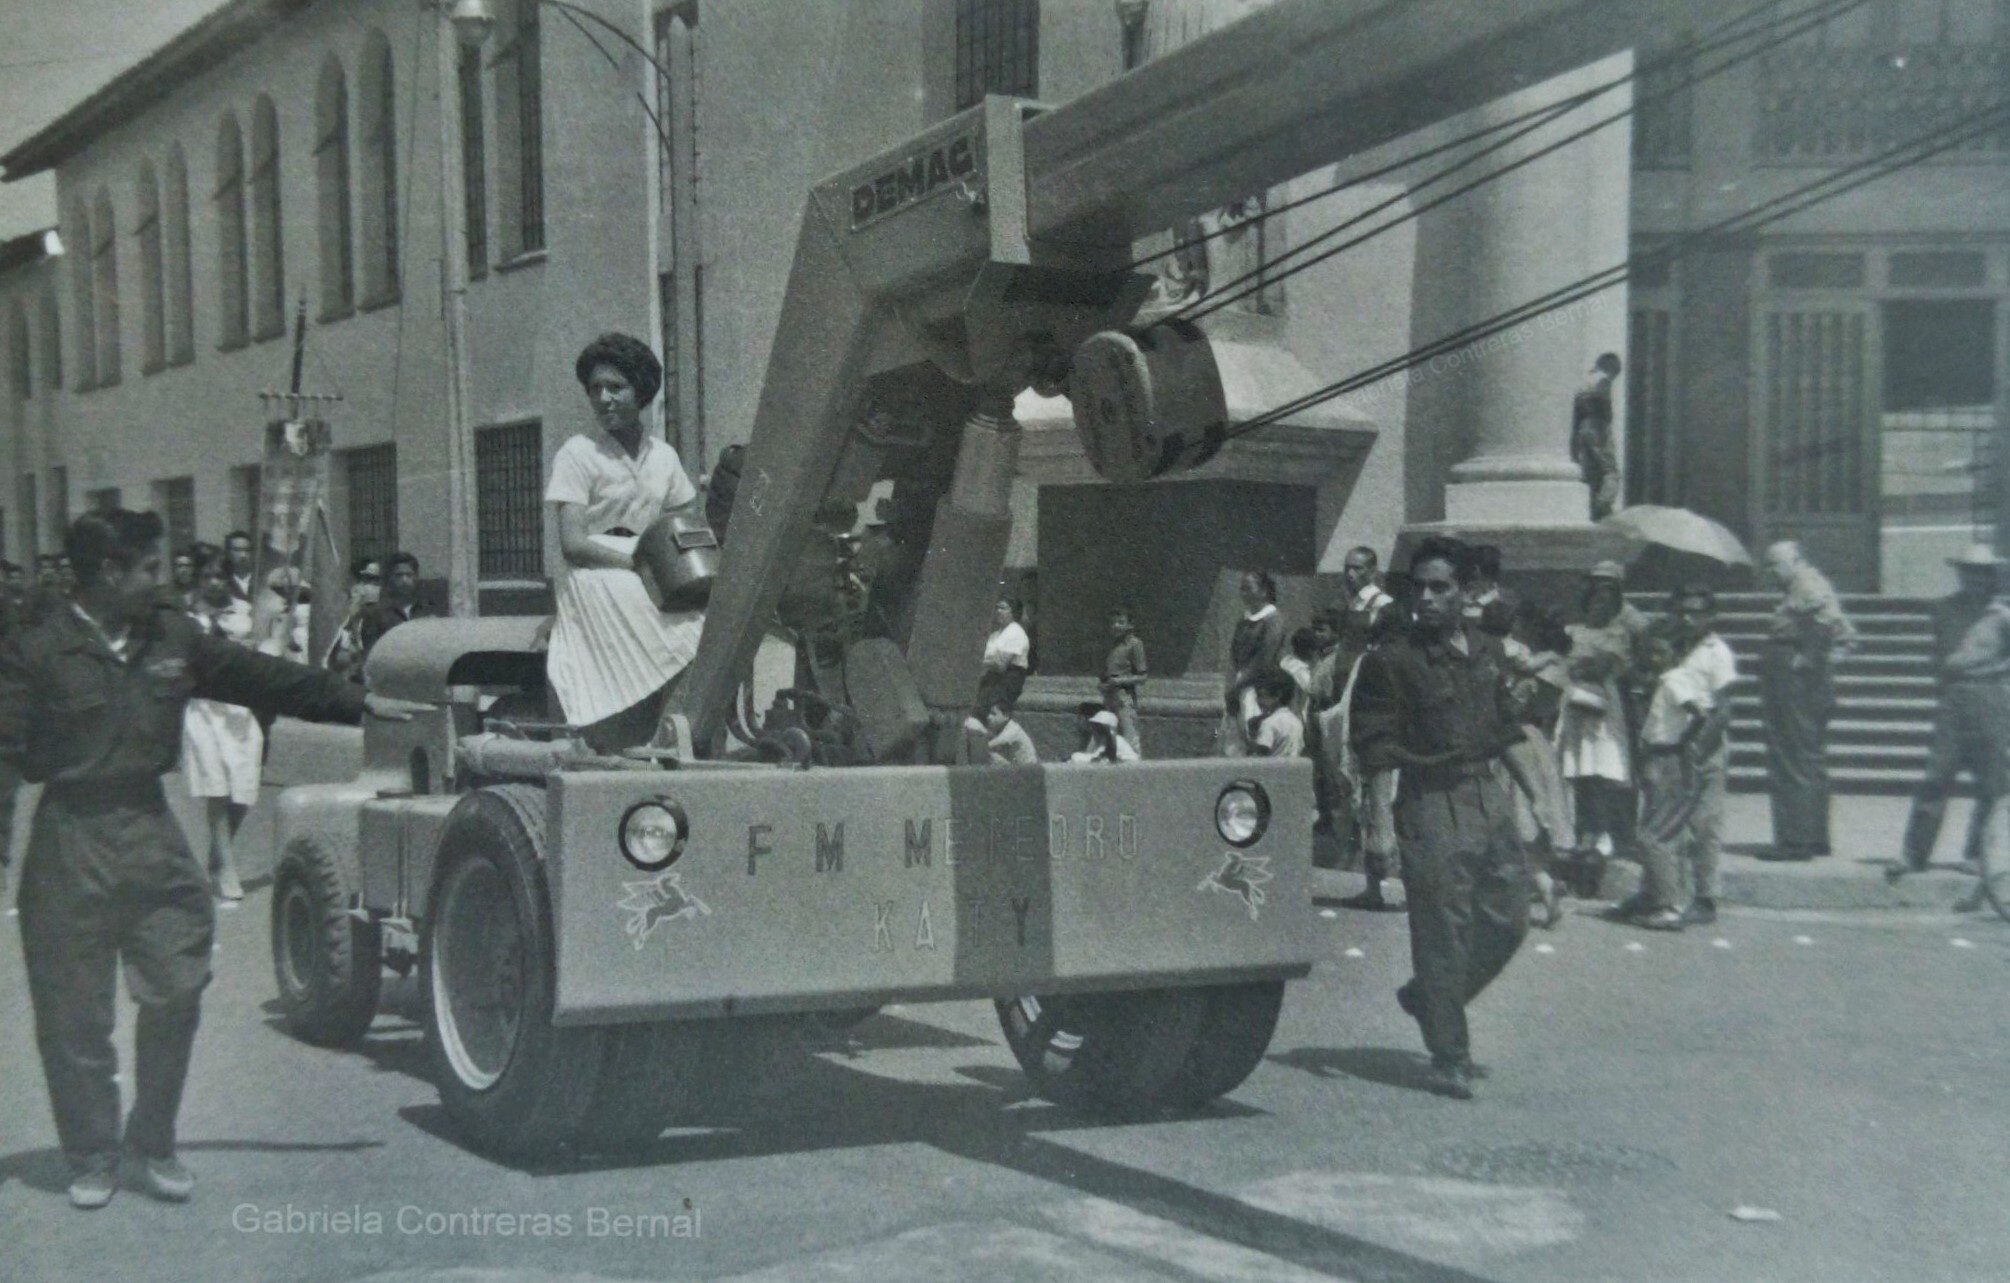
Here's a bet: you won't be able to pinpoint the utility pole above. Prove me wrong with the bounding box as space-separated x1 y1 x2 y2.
435 2 486 617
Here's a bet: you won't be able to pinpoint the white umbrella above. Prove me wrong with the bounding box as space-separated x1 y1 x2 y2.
1601 505 1753 567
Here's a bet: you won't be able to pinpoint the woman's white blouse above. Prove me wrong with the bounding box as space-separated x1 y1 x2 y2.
544 429 697 536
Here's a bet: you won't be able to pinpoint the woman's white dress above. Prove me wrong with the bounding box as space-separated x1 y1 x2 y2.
183 601 264 805
544 429 707 727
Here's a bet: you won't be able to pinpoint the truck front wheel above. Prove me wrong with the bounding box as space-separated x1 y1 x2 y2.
270 837 382 1048
995 988 1209 1119
1163 979 1286 1109
422 785 604 1157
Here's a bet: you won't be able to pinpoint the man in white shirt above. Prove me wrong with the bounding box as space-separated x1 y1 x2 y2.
1626 586 1739 930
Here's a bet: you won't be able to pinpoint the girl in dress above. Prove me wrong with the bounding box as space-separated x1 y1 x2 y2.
1220 570 1286 756
182 547 262 902
545 333 709 752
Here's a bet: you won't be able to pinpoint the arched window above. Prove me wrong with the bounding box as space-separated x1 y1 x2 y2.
215 112 249 349
136 162 166 373
495 0 544 257
39 289 62 390
316 55 354 318
163 144 194 364
90 186 121 385
251 95 286 339
358 31 400 306
67 197 96 389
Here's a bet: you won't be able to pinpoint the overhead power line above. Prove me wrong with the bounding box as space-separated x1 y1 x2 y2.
1211 96 2010 445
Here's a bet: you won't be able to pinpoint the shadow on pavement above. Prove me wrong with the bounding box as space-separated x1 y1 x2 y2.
1267 1045 1445 1095
0 1138 387 1197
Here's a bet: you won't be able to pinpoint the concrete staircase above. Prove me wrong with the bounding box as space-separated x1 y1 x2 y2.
1674 594 1940 797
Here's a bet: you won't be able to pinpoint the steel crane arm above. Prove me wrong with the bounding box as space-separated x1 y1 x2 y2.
670 0 1720 752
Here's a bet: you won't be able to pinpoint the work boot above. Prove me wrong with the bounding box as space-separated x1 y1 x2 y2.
68 1167 117 1210
1339 885 1387 911
1424 1060 1475 1101
125 1155 194 1203
1680 898 1717 926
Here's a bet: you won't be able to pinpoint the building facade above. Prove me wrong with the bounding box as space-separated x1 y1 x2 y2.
1 0 1642 689
1627 0 2010 591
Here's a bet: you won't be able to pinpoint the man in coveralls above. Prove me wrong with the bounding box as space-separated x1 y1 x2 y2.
0 510 418 1209
1350 536 1542 1099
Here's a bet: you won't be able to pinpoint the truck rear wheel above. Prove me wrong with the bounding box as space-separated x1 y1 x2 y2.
995 988 1208 1119
270 837 382 1048
422 785 604 1157
1163 979 1285 1109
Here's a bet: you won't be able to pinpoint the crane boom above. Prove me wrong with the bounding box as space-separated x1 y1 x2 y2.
673 0 1717 754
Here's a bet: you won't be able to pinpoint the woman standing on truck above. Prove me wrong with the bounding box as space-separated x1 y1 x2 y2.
545 333 709 751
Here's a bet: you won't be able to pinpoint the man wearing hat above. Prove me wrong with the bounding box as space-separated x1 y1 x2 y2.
1892 544 2010 879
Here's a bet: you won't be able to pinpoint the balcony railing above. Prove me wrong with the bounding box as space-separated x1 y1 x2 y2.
1757 44 2010 163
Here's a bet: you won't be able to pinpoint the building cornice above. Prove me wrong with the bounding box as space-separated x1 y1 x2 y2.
1 0 317 181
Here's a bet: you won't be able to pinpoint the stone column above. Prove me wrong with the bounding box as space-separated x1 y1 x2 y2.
1401 51 1636 573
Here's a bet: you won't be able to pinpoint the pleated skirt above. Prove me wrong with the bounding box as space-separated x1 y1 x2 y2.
546 535 705 728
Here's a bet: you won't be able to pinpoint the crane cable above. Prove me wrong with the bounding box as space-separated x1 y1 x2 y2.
1168 0 1874 324
1208 97 2010 446
1119 0 1846 276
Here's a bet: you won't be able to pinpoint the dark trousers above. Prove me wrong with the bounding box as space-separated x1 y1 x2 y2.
17 786 214 1173
1761 647 1833 855
1901 686 2009 870
1394 774 1530 1067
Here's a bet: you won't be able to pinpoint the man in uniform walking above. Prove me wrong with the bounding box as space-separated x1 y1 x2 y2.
0 510 418 1209
1351 536 1543 1099
1892 544 2008 880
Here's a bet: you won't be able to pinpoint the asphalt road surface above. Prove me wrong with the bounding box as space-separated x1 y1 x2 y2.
2 891 2005 1283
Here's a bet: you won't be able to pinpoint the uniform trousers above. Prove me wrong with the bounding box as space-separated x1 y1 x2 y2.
1637 745 1728 910
1393 772 1530 1067
17 781 214 1174
1900 683 2009 871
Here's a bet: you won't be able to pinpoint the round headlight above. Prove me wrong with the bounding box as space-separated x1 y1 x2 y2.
1215 781 1270 848
619 799 688 870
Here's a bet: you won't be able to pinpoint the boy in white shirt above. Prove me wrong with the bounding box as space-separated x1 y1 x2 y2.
1249 672 1306 759
1626 586 1739 930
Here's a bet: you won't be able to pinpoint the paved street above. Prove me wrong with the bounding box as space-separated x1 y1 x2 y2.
4 853 2007 1283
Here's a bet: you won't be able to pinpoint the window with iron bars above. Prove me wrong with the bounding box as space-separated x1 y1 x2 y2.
158 476 196 555
344 444 399 565
475 421 543 579
955 0 1038 109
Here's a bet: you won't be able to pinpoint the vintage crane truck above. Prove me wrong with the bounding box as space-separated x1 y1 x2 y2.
267 0 1674 1156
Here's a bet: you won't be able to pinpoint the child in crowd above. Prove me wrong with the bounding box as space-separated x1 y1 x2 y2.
1248 670 1305 759
1070 702 1140 764
964 699 1039 765
1504 601 1575 928
1100 606 1148 756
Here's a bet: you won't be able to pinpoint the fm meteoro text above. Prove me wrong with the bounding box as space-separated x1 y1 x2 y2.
743 812 1144 876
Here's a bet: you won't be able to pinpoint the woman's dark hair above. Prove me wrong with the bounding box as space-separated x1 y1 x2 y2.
66 509 165 587
1255 668 1297 704
995 596 1021 620
386 551 421 576
1243 570 1279 603
574 332 663 409
1076 701 1104 720
1289 626 1320 660
193 544 232 577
